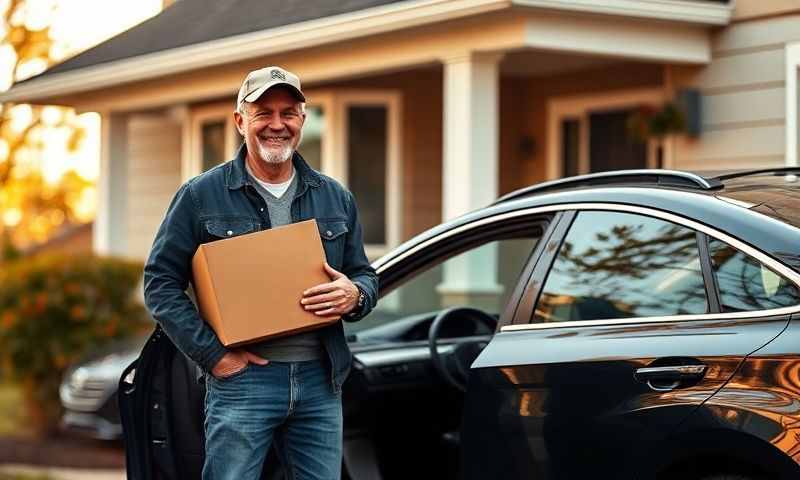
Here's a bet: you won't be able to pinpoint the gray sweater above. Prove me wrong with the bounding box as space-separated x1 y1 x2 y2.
245 167 325 362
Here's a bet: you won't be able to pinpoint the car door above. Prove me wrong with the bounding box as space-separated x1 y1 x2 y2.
342 210 559 480
462 206 794 480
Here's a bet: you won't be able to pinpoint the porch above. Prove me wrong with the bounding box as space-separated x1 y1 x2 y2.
94 37 709 262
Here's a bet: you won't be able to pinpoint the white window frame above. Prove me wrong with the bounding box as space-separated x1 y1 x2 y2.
332 90 402 258
186 102 240 179
185 90 403 257
546 88 668 180
301 91 335 175
786 41 800 167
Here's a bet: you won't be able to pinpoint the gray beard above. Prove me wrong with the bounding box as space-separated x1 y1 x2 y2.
258 142 293 164
257 130 302 164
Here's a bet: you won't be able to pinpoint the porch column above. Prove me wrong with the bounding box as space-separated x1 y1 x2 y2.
438 52 504 310
94 112 129 256
167 104 194 182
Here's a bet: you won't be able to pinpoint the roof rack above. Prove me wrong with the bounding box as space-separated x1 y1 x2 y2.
494 169 722 205
712 167 800 182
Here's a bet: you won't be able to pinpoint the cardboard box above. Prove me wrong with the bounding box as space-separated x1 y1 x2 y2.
191 219 338 347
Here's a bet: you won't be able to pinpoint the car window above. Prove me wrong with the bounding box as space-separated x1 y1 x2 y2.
534 211 707 323
708 237 800 312
347 236 540 334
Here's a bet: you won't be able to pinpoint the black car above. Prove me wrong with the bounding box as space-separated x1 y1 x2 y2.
120 168 800 480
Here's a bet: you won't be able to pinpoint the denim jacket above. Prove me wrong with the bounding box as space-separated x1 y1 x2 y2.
143 145 378 393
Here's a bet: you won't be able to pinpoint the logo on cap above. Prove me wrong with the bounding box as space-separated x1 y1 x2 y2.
271 69 286 81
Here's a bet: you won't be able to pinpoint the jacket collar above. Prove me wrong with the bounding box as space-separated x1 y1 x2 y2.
226 143 322 190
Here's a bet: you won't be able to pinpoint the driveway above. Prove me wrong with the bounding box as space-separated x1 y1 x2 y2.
0 464 126 480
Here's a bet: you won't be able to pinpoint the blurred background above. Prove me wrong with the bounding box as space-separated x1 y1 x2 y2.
0 2 160 479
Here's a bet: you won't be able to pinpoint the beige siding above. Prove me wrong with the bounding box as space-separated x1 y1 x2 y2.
714 15 800 53
676 126 785 169
126 114 182 260
682 49 784 92
732 1 800 22
672 15 800 170
702 88 785 128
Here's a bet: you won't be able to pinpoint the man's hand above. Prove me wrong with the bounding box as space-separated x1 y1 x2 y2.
301 262 359 317
211 349 268 379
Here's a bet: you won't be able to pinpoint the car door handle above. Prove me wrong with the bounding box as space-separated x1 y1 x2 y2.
635 365 706 391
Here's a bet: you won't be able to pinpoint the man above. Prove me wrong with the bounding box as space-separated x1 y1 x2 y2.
143 66 378 480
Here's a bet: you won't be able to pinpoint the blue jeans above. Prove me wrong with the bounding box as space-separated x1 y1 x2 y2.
203 360 343 480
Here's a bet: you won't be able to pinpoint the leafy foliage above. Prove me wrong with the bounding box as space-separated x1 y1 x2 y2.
0 253 149 432
626 102 686 142
0 0 92 252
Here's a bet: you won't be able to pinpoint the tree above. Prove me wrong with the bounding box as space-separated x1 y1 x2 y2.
0 0 91 257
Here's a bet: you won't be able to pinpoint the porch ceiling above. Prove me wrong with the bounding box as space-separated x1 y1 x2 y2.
501 50 618 77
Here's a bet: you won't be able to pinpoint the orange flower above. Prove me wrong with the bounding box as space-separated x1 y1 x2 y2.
103 320 118 337
69 305 86 321
34 293 48 313
1 311 16 330
53 354 68 369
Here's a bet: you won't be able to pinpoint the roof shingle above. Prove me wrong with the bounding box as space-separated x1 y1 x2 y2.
31 0 404 79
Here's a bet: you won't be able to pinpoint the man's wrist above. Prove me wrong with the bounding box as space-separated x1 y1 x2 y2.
347 284 366 318
203 342 229 374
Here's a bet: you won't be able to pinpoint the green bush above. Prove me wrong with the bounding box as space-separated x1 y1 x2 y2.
0 253 149 435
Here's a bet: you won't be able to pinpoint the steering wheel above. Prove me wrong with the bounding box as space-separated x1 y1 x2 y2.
428 307 497 392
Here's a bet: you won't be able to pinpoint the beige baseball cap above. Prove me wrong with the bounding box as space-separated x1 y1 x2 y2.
236 66 305 110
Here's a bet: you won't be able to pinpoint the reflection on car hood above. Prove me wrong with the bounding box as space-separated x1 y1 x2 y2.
65 346 141 385
81 349 140 380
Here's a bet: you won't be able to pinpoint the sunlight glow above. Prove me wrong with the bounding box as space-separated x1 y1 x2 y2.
0 1 163 249
9 104 32 131
49 0 162 60
3 0 162 228
40 105 61 125
3 207 22 226
72 185 95 222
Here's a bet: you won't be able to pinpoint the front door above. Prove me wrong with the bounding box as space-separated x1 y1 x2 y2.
462 208 796 479
589 109 648 172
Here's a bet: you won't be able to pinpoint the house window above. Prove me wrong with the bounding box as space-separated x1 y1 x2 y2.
561 119 580 178
547 89 666 179
347 105 387 245
201 120 226 172
335 92 401 257
298 105 325 171
190 103 242 176
588 109 648 172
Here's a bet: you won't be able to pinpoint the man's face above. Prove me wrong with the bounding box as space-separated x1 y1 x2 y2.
234 87 305 165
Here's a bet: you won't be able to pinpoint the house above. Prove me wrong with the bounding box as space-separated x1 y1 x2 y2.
0 0 796 269
21 222 93 258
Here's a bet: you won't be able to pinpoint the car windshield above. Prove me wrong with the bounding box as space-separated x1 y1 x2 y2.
346 237 540 334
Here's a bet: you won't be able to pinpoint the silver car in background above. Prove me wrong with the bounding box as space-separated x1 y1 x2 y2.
60 337 145 440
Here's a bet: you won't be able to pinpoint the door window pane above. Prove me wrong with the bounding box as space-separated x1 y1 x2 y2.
589 109 647 172
348 236 540 335
201 120 226 172
708 238 800 311
348 106 387 245
561 119 580 178
535 211 707 323
298 105 324 171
